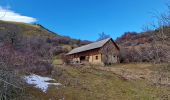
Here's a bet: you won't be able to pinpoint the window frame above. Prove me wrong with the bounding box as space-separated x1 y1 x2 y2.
95 56 98 60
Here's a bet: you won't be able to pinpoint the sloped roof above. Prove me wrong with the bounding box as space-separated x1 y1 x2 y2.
67 38 111 55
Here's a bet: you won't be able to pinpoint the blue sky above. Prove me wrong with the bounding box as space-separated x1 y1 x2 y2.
0 0 168 41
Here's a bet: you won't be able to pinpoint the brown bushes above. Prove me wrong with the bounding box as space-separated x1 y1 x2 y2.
119 45 166 63
0 49 26 100
0 35 54 99
0 64 25 100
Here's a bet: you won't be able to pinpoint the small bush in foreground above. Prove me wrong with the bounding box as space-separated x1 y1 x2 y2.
0 62 26 100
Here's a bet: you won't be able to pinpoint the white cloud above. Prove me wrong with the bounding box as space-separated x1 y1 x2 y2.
0 7 37 23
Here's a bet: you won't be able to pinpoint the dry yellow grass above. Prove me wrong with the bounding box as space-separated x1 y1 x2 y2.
53 59 63 65
27 63 170 100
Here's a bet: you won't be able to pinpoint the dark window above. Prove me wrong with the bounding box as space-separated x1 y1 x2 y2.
80 56 86 61
96 56 98 60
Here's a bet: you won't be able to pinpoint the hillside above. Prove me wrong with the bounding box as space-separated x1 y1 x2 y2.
116 26 170 47
0 20 92 99
0 20 84 44
115 27 170 63
0 20 93 67
0 20 57 38
0 20 91 52
116 31 154 48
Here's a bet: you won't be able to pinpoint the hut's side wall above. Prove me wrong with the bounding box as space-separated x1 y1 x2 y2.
101 40 120 64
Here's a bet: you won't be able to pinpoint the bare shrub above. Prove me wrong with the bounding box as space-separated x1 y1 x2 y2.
97 32 110 41
0 47 26 99
51 37 71 46
0 64 25 100
119 45 165 63
0 35 54 98
150 3 170 63
50 46 68 56
30 61 53 75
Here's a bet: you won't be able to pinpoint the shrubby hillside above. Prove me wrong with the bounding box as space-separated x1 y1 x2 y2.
0 20 92 72
0 20 90 99
116 27 170 63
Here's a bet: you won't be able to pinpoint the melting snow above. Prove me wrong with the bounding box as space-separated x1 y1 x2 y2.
24 74 62 92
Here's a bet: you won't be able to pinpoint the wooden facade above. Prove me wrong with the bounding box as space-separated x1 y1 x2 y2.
66 38 120 65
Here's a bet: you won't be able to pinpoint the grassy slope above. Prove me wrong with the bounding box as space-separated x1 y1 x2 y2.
27 64 170 100
0 20 57 38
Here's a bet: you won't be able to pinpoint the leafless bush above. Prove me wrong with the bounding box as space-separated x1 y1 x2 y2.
0 63 25 100
150 2 170 63
50 37 71 46
50 46 68 56
0 48 26 100
0 36 55 98
120 46 165 63
97 32 110 41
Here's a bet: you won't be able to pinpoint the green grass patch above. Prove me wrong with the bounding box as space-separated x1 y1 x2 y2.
53 59 63 65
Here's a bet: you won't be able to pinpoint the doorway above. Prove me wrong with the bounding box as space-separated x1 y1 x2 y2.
80 56 86 61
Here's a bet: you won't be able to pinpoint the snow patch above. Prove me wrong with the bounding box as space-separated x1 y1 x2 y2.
24 74 62 92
